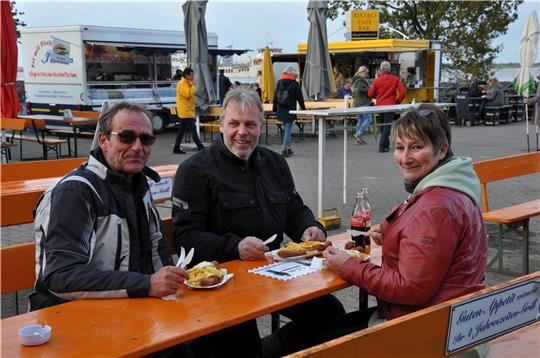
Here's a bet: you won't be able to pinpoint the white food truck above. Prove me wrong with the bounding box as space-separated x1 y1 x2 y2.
21 25 246 132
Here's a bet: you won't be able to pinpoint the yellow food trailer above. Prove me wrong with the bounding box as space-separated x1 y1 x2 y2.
274 38 443 104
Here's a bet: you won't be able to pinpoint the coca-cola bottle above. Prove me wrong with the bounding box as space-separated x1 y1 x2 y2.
351 188 372 254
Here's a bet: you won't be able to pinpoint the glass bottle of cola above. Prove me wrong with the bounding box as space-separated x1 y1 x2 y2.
351 188 372 254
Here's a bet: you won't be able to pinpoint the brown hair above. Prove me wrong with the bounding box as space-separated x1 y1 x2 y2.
392 103 453 159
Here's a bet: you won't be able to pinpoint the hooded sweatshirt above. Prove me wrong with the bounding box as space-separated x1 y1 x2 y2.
340 157 487 320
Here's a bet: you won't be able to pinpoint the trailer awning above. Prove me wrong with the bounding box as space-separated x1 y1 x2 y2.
297 39 431 54
85 41 249 56
209 48 251 56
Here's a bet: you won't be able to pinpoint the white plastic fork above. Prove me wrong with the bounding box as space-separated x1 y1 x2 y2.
176 246 186 267
178 248 194 268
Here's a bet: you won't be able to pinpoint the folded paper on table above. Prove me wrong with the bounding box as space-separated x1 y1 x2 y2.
249 259 320 281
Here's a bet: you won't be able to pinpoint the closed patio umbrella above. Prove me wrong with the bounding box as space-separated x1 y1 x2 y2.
261 47 275 103
183 0 216 113
1 1 20 118
513 11 539 152
302 0 335 101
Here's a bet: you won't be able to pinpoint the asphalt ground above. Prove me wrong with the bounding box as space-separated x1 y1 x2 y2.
2 118 539 340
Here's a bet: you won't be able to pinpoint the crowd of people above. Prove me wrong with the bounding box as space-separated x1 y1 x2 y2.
31 80 489 356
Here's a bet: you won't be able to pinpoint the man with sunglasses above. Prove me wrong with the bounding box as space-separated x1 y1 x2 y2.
172 88 345 357
31 102 189 314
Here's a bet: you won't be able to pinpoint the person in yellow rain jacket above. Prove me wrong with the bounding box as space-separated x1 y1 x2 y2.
174 67 204 154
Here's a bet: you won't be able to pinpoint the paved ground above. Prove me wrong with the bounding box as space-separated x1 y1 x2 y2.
2 118 539 338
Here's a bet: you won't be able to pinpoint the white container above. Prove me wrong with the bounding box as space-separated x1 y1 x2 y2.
18 324 52 346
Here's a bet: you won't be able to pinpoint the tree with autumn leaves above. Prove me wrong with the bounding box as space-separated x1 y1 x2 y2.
328 0 523 80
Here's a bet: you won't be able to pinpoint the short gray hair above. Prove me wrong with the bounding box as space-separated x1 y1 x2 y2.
380 61 391 72
282 66 298 78
221 88 264 122
99 102 153 135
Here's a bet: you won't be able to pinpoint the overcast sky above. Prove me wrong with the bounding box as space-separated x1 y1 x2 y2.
15 0 540 64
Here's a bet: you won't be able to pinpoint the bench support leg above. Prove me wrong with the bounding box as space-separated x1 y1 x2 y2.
271 312 280 332
15 291 19 315
523 219 529 274
487 220 530 276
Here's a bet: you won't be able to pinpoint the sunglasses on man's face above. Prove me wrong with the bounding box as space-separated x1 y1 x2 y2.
109 131 157 146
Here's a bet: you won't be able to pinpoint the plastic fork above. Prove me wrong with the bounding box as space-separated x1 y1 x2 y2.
177 248 194 268
176 246 186 267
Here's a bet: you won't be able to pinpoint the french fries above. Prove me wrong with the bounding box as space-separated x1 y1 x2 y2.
186 261 224 287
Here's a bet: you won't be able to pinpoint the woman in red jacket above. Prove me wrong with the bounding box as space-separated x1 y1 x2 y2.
322 104 487 337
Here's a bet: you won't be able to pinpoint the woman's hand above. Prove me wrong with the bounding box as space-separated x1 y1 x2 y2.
369 224 382 246
322 246 350 272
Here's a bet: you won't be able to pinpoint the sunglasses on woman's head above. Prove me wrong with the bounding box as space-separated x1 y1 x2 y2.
400 108 435 120
110 131 157 146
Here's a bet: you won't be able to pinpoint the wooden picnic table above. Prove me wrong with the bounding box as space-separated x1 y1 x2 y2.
1 233 381 357
18 114 98 157
0 164 179 227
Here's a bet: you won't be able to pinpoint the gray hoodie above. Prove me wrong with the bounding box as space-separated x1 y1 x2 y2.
413 156 482 206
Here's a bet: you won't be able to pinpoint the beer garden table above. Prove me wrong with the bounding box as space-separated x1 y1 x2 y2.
18 114 98 157
1 233 382 357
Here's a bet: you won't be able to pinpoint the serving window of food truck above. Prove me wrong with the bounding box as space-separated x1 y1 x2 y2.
84 43 179 105
273 39 442 103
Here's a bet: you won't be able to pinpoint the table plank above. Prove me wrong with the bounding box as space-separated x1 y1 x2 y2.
1 233 380 357
1 164 179 226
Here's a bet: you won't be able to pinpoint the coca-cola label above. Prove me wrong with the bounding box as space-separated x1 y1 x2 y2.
352 211 371 227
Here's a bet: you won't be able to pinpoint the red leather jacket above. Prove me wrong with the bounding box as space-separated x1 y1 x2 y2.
368 72 407 105
340 186 487 320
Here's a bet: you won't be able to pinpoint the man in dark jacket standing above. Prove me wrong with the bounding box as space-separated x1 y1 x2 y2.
31 102 188 309
172 88 345 358
368 61 407 152
218 68 232 104
273 66 306 157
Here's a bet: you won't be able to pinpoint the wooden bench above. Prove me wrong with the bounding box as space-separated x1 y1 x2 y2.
199 120 221 142
287 272 540 358
473 152 540 275
1 157 86 182
1 117 67 160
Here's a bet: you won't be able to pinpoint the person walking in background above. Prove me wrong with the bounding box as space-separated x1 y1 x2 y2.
368 61 407 152
218 69 232 104
335 79 353 99
250 82 262 100
273 66 306 158
351 66 372 144
333 64 345 90
174 67 204 154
